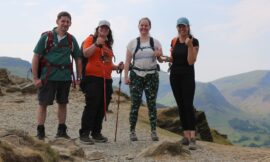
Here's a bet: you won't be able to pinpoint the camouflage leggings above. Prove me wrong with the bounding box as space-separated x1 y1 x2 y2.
129 70 159 131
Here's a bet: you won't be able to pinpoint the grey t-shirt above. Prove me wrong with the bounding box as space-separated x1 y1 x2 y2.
127 38 162 77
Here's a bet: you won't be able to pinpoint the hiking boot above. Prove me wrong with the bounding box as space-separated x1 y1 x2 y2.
151 130 159 141
92 133 108 143
79 130 94 145
80 135 94 145
55 124 70 139
130 131 138 141
36 125 45 140
189 138 197 150
180 137 189 146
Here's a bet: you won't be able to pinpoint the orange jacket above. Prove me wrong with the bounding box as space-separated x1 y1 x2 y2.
83 36 113 79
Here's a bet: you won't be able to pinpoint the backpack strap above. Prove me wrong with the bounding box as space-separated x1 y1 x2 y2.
149 37 155 51
42 31 54 53
130 37 140 69
43 31 74 54
130 37 158 71
66 32 74 56
133 37 141 60
39 31 76 87
170 37 178 53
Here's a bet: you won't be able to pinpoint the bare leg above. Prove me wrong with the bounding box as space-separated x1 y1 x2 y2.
190 130 196 139
58 103 67 124
37 105 47 125
183 130 190 140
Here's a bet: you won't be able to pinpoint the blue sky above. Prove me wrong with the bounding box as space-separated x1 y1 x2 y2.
0 0 269 82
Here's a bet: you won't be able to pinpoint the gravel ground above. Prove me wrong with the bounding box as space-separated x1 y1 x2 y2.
1 89 270 162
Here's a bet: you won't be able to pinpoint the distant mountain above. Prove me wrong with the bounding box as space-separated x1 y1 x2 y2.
212 70 270 115
0 57 31 78
193 82 242 126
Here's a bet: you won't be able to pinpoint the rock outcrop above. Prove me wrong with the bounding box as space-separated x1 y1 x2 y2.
0 87 3 96
137 140 189 158
0 68 36 94
0 129 59 162
0 129 88 162
157 107 215 142
0 69 11 87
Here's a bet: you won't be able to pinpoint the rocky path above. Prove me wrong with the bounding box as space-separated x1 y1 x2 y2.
1 89 270 161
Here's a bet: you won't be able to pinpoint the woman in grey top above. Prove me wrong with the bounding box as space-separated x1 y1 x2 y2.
124 17 163 141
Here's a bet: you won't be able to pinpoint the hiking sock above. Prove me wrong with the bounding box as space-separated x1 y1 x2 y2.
36 125 45 140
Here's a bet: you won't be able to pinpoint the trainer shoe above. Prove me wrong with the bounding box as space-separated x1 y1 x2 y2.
151 130 159 141
92 133 108 143
189 138 197 150
180 137 189 146
130 131 138 141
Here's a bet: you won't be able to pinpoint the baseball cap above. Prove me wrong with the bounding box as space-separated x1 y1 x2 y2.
98 20 110 28
176 17 190 26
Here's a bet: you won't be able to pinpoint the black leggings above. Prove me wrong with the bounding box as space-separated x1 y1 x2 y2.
170 73 195 130
80 76 113 135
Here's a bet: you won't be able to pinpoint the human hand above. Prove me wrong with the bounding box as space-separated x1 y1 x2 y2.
96 37 106 46
33 78 42 88
124 77 130 85
154 47 162 58
118 62 124 71
75 79 81 86
160 56 170 62
185 37 193 47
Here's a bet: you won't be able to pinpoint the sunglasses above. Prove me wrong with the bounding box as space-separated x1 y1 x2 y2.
100 25 110 30
177 24 187 28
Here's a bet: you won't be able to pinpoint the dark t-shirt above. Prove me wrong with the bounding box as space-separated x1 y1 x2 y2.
170 38 199 74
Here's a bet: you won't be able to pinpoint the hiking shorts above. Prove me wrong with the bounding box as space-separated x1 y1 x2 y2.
38 80 71 106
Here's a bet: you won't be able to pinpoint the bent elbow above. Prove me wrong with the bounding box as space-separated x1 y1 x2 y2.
188 59 196 65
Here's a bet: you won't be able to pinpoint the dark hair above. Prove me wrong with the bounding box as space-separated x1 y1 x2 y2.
93 27 114 49
57 11 71 20
139 17 151 27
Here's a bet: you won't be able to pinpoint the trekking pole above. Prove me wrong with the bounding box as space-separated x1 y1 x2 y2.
101 48 107 121
114 68 123 142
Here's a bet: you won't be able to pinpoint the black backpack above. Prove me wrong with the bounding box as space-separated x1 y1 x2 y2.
129 37 160 71
79 35 97 92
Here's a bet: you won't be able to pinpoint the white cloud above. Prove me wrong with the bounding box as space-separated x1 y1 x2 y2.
127 0 153 4
6 0 40 6
204 0 270 43
25 0 39 6
228 0 270 42
0 43 33 62
68 1 108 41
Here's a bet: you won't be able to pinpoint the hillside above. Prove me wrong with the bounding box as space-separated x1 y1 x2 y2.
0 56 31 78
194 82 242 127
212 70 270 115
